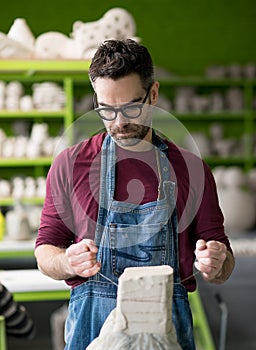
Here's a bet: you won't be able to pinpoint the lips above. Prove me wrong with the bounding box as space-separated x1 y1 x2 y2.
116 132 135 139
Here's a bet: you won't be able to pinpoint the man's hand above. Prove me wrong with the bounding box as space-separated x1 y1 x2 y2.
194 239 227 282
65 239 101 278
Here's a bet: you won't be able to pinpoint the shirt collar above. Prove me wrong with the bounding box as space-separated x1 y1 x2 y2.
152 129 169 152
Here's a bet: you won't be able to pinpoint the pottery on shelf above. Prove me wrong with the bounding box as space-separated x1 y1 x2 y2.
213 166 256 232
7 18 35 51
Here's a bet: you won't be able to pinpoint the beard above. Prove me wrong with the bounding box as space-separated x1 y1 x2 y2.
107 123 150 147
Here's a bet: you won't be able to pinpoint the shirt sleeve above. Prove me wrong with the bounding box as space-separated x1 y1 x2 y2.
192 161 233 252
35 148 75 249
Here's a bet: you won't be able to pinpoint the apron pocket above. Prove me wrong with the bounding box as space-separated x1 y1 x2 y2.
109 222 168 276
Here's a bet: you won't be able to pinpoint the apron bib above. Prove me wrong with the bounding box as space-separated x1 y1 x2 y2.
65 134 195 350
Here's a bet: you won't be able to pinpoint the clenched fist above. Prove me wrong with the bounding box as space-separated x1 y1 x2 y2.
65 239 101 278
194 239 227 281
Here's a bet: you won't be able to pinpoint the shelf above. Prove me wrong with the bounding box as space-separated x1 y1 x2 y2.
229 231 256 257
204 156 248 166
0 59 91 82
159 77 256 87
0 59 90 72
0 197 44 206
163 112 246 121
0 239 35 258
0 110 66 118
0 269 70 301
0 157 52 167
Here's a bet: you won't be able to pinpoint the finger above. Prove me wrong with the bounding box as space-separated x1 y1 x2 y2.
205 242 227 263
196 239 207 251
206 241 227 252
195 261 219 280
66 242 88 255
84 240 99 254
197 257 219 269
195 240 207 260
67 240 98 256
78 258 99 271
68 251 98 266
80 261 101 278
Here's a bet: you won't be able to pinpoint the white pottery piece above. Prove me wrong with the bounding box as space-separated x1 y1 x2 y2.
102 8 136 38
209 123 224 140
0 32 34 58
222 166 245 188
2 138 15 158
12 177 25 199
26 205 42 232
63 37 81 59
26 139 41 158
32 82 65 110
247 168 256 191
0 98 5 109
5 96 20 110
71 8 137 59
183 132 210 157
0 81 6 96
6 81 24 97
212 166 226 189
5 203 31 240
8 18 35 51
36 177 46 198
13 136 28 158
24 177 36 198
20 95 34 111
35 32 71 59
0 180 11 198
42 138 55 157
244 63 256 79
218 187 256 232
30 123 49 143
210 92 224 112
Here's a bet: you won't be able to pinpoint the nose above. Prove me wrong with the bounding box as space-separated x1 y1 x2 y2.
114 111 129 127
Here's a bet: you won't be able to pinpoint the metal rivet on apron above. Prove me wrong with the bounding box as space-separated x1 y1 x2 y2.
163 166 168 172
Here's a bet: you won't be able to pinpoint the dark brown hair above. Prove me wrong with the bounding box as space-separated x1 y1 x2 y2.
89 39 154 90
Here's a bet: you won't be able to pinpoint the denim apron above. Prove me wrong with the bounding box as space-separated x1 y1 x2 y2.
65 134 195 350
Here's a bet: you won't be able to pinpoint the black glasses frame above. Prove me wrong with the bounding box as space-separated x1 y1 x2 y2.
93 86 151 121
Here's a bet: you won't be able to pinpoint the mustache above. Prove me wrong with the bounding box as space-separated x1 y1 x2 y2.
110 124 140 134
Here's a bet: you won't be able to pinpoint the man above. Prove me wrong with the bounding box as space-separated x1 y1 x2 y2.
35 39 235 350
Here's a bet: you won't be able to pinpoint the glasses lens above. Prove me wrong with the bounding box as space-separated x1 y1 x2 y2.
97 108 115 120
122 104 143 118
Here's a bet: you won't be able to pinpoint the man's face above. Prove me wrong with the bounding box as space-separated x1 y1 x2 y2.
94 74 159 149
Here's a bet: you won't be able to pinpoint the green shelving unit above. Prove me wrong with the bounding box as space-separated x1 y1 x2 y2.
0 59 91 207
0 62 255 204
157 78 256 171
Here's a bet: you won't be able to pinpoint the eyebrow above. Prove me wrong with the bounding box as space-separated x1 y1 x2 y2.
98 96 143 107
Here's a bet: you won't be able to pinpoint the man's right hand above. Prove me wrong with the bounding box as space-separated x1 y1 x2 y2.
65 239 101 278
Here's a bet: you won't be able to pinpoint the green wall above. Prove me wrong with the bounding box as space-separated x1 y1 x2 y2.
1 0 256 75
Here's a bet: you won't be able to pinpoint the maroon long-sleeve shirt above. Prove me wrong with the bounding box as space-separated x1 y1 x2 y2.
36 132 232 291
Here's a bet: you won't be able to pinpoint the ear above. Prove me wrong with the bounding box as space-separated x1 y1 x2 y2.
150 81 160 105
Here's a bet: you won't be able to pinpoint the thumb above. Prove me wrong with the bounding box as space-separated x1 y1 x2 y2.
82 239 98 253
196 239 207 251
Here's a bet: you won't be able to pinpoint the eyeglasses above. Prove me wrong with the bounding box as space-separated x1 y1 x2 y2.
93 87 151 121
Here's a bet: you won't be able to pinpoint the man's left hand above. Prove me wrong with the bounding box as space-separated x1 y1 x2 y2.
194 239 227 281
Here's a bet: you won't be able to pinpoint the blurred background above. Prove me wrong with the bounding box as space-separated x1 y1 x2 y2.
1 0 256 74
0 1 256 350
